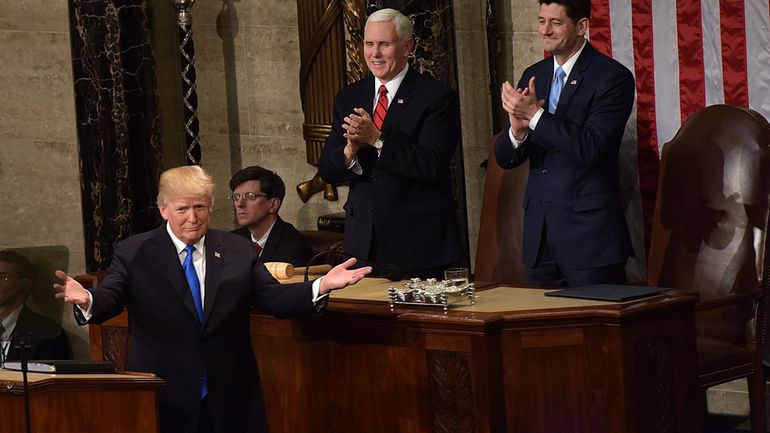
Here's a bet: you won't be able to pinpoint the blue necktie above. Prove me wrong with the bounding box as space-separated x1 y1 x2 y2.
183 245 207 398
549 66 566 114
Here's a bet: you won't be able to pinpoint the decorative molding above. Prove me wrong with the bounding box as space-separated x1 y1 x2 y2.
428 350 474 433
102 327 130 371
634 338 677 433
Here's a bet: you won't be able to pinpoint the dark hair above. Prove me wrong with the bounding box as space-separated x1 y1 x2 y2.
229 165 286 202
539 0 590 22
0 250 34 280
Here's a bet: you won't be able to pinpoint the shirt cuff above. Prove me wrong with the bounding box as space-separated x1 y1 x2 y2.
508 128 528 149
311 278 328 304
529 107 545 130
77 291 94 322
347 157 363 175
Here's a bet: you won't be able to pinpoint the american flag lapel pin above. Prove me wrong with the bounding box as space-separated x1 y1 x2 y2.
397 98 404 104
214 251 221 258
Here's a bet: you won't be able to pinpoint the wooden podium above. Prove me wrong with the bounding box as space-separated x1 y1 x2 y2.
0 369 163 433
88 278 700 433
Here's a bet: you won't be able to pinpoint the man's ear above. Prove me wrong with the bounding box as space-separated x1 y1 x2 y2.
404 37 415 55
577 18 589 37
268 198 282 214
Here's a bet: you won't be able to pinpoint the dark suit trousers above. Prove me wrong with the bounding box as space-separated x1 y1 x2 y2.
527 221 626 287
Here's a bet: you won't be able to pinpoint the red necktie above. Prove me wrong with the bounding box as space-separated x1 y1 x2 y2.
373 85 388 130
255 242 262 255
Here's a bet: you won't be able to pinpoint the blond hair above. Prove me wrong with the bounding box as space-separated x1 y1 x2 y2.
156 165 215 206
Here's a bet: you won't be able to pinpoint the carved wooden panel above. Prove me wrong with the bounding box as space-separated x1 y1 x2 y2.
428 350 474 433
634 337 677 433
101 326 130 371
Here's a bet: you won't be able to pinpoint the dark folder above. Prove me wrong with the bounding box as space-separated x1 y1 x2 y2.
2 360 115 374
544 284 670 302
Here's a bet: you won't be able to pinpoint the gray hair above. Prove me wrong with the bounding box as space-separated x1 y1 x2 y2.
366 8 413 43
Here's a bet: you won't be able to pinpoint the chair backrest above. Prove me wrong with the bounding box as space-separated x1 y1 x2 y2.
474 135 529 284
647 104 770 345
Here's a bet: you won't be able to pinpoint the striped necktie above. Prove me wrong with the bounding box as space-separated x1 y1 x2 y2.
373 85 388 130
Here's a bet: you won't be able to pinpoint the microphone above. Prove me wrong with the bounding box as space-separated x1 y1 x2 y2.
302 250 402 282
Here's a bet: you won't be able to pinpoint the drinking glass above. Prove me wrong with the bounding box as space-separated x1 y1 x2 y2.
444 267 469 287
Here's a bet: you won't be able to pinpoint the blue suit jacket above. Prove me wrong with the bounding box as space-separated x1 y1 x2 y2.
82 226 320 433
318 68 463 273
494 43 635 270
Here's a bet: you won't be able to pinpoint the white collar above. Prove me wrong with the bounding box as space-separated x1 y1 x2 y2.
552 38 587 79
251 219 277 248
165 222 206 256
374 64 409 100
0 304 23 340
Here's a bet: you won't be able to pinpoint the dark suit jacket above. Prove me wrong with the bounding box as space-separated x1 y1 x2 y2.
232 217 314 267
5 306 70 361
81 226 321 433
494 43 635 270
318 68 463 273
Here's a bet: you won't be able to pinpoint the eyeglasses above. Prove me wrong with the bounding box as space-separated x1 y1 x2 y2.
0 273 18 282
228 192 270 201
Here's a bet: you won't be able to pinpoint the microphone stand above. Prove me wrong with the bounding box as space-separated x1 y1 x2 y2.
12 333 33 433
302 250 403 282
303 250 349 282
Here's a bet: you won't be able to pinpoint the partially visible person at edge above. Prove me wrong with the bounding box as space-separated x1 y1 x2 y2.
0 250 70 363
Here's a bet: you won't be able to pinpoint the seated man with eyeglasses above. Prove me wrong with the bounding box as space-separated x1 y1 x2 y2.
0 250 70 363
229 166 314 267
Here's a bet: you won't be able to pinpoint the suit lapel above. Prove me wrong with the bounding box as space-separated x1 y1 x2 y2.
554 43 594 116
261 218 284 263
155 226 200 324
381 68 416 136
202 231 223 328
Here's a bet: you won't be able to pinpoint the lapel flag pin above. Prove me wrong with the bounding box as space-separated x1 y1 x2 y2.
214 251 221 258
570 80 577 85
397 99 404 104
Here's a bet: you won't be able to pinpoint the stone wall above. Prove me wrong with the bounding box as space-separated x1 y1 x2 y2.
0 0 542 358
0 0 86 356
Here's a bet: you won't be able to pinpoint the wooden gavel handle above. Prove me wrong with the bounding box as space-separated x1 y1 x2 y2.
264 262 294 279
294 264 332 275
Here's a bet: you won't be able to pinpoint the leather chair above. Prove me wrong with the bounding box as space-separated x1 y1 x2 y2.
646 104 770 432
474 135 529 285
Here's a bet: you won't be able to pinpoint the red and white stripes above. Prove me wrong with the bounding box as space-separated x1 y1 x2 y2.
586 0 770 253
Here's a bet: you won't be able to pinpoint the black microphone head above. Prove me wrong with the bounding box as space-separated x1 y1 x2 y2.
380 264 403 281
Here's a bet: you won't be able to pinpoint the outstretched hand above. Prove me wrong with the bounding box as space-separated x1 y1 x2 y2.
318 258 372 295
53 270 90 307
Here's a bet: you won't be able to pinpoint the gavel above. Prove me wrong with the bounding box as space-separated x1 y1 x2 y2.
264 262 333 280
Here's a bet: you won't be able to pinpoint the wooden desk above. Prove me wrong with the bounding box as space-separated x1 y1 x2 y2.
89 278 699 433
0 370 163 433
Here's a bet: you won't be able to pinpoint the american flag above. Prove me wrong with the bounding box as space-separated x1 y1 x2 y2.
587 0 770 277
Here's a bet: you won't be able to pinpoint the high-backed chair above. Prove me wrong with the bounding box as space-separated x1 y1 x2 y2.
647 104 770 432
474 135 530 284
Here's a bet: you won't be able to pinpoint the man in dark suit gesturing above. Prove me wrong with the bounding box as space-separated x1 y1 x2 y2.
229 165 313 267
318 8 463 278
53 165 370 433
494 0 635 287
